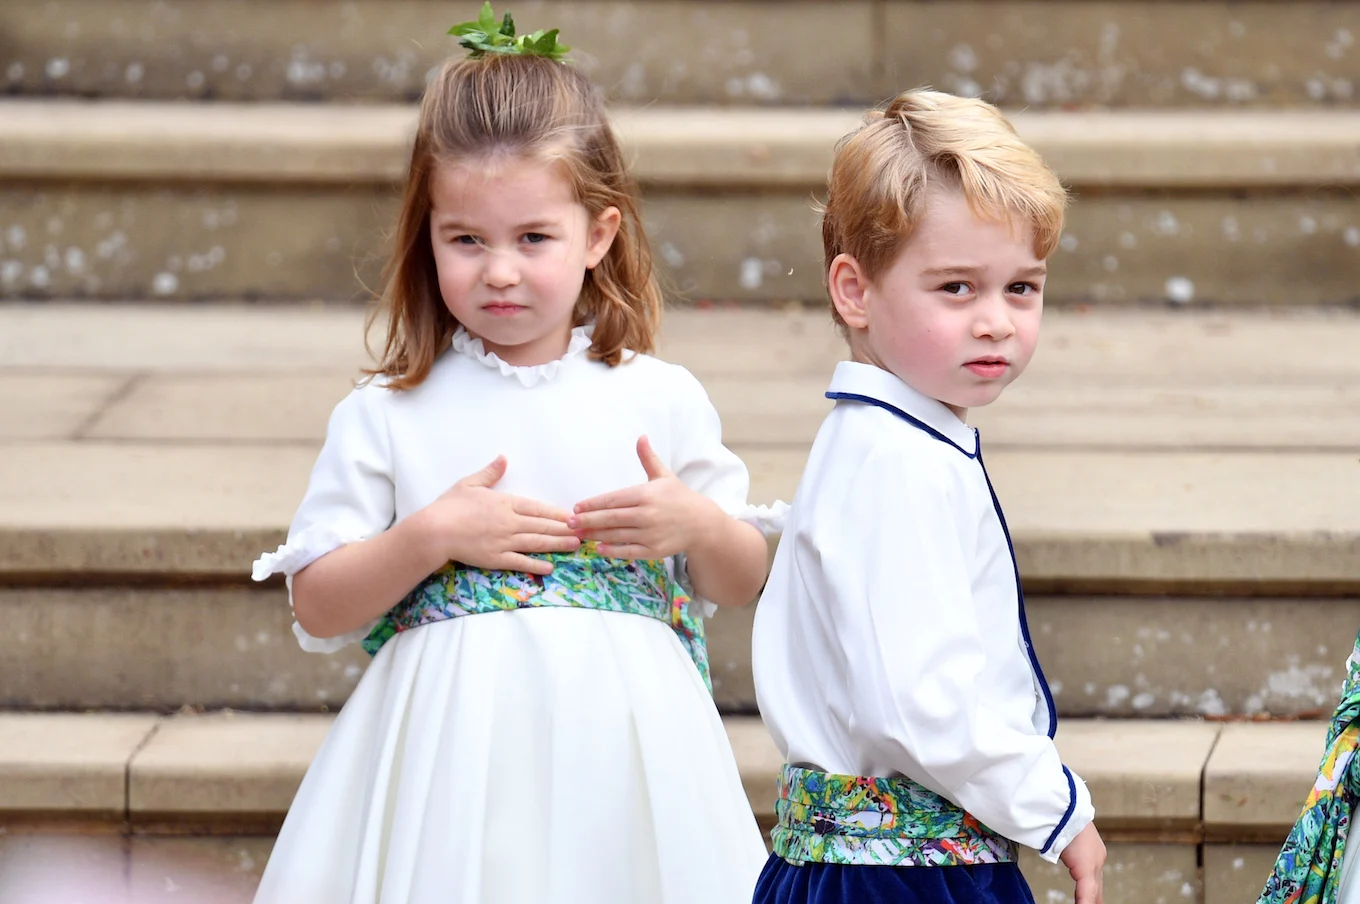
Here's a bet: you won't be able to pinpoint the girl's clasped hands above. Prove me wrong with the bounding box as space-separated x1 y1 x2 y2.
414 435 721 575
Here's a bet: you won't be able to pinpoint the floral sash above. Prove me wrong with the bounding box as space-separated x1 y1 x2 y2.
772 764 1017 867
362 542 710 691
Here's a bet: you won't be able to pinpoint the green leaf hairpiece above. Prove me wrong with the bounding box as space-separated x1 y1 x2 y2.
448 2 571 61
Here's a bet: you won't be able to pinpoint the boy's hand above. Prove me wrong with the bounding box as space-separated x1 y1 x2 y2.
417 456 580 575
1060 822 1106 904
569 436 720 560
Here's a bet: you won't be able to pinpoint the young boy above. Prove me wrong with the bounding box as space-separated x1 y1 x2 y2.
751 90 1106 904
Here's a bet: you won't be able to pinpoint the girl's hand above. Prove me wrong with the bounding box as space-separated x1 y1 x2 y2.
417 456 580 575
569 436 721 560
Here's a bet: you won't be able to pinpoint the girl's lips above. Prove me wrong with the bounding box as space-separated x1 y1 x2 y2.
482 303 526 316
965 359 1009 378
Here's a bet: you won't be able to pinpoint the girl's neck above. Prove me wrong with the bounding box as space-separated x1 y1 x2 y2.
468 322 575 367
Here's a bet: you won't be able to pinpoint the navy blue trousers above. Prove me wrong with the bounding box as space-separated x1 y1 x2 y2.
753 853 1037 904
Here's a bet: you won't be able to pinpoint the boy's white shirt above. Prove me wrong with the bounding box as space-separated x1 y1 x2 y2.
752 360 1094 863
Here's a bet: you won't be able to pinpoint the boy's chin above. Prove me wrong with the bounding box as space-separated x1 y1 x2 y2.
938 383 1011 413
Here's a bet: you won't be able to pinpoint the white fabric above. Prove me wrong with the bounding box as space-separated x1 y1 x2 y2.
251 336 768 903
752 360 1094 864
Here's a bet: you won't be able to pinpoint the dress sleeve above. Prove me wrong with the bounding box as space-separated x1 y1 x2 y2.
800 447 1094 861
663 365 785 614
251 384 396 653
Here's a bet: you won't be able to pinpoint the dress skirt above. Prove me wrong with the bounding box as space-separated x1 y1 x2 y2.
753 853 1037 904
251 606 768 904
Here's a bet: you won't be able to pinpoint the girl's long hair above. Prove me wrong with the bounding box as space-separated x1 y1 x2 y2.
366 54 661 390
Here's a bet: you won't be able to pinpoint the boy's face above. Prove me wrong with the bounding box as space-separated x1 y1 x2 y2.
837 188 1046 418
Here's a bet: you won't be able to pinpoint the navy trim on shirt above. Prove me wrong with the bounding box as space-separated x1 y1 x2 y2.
1041 766 1079 854
832 390 1073 844
976 442 1060 739
825 392 978 458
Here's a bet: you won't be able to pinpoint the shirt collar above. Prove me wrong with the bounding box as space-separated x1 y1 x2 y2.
825 361 979 456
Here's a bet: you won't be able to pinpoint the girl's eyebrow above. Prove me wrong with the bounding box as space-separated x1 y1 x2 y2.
432 218 560 232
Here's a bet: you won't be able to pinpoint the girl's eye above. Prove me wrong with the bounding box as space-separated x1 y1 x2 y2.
454 235 480 246
522 232 549 244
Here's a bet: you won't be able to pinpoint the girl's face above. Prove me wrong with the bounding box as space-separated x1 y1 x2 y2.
429 156 620 367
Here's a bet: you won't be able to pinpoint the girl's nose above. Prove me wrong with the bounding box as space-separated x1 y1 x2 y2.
482 249 520 288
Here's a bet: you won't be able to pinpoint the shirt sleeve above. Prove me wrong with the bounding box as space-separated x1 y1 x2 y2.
251 383 397 653
798 445 1093 861
662 364 781 613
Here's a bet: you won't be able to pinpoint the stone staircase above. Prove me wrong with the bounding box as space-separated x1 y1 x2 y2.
2 2 1360 903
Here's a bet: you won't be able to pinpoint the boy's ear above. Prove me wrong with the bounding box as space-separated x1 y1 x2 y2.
828 253 871 329
585 206 622 269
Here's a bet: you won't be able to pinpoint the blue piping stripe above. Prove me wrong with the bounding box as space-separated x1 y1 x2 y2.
825 392 978 458
1041 766 1079 854
831 389 1070 843
977 442 1059 739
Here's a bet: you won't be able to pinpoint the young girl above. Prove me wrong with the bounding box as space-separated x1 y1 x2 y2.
250 15 771 902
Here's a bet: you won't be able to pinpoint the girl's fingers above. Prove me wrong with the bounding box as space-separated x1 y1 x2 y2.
596 542 654 560
512 533 583 554
519 516 579 536
574 488 643 514
511 497 573 522
499 553 555 576
568 508 642 531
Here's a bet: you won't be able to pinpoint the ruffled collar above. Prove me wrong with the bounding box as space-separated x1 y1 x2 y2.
450 324 594 388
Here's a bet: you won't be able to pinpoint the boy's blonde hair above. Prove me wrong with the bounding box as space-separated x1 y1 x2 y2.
821 89 1067 325
367 54 661 390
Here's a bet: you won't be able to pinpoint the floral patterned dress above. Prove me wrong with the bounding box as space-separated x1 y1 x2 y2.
1259 630 1360 904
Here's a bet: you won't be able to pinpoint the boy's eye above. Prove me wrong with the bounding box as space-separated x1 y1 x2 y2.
1009 282 1040 295
940 282 970 296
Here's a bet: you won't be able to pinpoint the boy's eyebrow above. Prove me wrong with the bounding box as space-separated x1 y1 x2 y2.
921 264 1048 278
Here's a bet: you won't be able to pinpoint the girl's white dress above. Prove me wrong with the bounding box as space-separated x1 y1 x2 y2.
251 326 771 904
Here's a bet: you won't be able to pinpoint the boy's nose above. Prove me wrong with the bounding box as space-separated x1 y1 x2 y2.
974 298 1016 340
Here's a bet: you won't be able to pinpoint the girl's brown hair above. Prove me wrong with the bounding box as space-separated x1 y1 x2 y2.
366 54 661 390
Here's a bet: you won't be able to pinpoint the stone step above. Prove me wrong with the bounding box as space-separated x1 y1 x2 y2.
0 711 1275 904
3 101 1360 304
1 303 1357 716
5 584 1357 719
4 0 1359 110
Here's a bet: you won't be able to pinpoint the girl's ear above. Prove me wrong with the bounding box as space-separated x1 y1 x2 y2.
585 206 622 269
828 253 871 329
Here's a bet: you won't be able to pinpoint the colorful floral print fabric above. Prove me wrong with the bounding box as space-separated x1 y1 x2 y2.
361 542 711 691
771 764 1018 867
1259 630 1360 904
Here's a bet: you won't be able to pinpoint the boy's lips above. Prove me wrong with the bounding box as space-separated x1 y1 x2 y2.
964 356 1010 378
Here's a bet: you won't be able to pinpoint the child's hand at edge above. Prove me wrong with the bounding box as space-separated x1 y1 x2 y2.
1060 821 1106 904
569 436 723 561
415 456 580 575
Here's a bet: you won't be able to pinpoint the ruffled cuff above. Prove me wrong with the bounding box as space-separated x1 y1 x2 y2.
737 501 789 536
253 525 374 654
290 606 378 655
